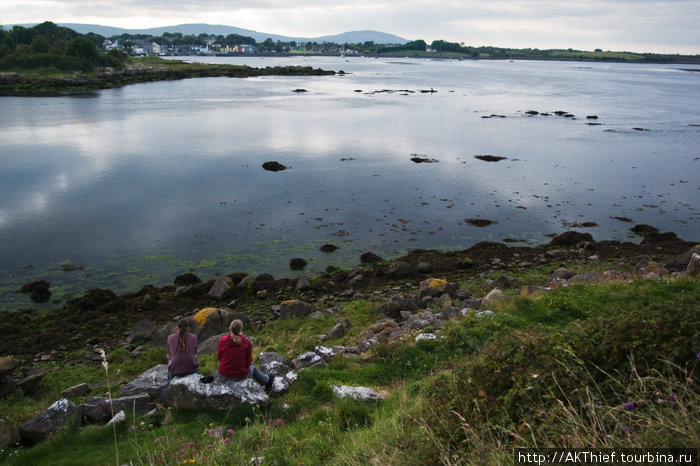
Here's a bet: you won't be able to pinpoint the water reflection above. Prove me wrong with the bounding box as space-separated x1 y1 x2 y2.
0 58 698 309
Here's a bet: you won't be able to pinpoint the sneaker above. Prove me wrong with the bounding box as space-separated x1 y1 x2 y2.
264 376 274 391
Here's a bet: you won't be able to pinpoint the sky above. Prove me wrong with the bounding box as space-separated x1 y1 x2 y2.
2 0 699 54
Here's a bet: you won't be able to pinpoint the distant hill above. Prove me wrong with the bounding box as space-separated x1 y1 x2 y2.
6 22 409 45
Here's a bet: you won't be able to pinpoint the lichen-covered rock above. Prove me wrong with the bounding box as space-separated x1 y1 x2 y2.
687 252 700 276
61 382 91 399
258 352 294 378
419 278 458 299
331 385 385 402
169 372 268 409
481 288 505 307
208 276 233 298
19 398 76 444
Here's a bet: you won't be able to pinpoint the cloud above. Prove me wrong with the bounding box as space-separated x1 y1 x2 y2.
2 0 699 53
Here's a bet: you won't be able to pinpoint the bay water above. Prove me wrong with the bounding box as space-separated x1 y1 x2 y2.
1 56 698 309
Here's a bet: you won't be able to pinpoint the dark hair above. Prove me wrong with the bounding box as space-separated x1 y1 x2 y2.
229 319 243 346
176 319 189 352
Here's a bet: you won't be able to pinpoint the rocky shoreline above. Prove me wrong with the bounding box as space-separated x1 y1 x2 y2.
0 224 698 448
1 224 697 360
0 63 336 95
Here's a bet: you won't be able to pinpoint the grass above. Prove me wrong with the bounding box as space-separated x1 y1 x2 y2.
1 275 697 465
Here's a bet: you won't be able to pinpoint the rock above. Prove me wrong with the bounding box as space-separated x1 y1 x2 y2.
331 385 385 402
197 334 224 354
208 276 233 298
376 294 418 319
174 273 202 287
20 280 51 303
320 244 338 253
16 371 45 396
326 322 346 339
61 382 91 398
387 261 410 277
262 161 287 171
289 258 308 270
150 321 177 347
118 364 168 398
293 351 324 369
476 310 494 317
687 253 700 276
106 410 126 425
481 288 506 307
279 300 313 319
169 372 268 409
295 276 311 291
347 274 364 287
270 371 298 395
666 245 700 272
415 333 437 341
19 398 77 444
191 307 251 342
258 352 295 378
78 397 113 424
237 275 255 287
0 356 19 376
549 231 594 247
110 394 155 414
0 416 20 449
360 252 383 264
551 268 573 281
127 319 155 344
419 278 457 299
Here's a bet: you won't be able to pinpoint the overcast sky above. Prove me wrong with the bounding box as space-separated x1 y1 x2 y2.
2 0 699 54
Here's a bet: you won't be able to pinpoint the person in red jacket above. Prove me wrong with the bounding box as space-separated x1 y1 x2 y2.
217 319 273 390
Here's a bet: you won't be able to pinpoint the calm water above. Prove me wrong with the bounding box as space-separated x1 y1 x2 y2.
1 57 699 309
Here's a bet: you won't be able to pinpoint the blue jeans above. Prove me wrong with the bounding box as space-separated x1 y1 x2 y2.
249 364 271 386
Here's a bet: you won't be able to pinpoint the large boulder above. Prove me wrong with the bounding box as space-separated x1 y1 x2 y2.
118 364 169 398
208 276 233 298
19 398 77 444
127 319 155 344
191 308 251 342
169 372 268 409
79 394 155 424
278 300 313 320
687 253 700 276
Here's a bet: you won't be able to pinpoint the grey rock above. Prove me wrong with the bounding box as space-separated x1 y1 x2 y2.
481 288 505 307
111 393 156 414
686 252 700 276
293 351 324 369
118 364 169 398
388 261 411 277
419 278 458 299
270 371 298 396
127 319 155 344
16 371 45 396
78 397 112 424
258 352 294 378
169 372 268 409
279 300 313 319
209 276 233 298
476 310 494 318
331 385 385 402
197 333 225 355
106 410 126 425
666 244 700 272
295 276 311 291
237 275 255 287
61 382 91 399
415 333 437 342
376 293 417 319
19 398 76 444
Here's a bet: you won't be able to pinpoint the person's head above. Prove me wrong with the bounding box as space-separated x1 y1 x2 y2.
229 319 243 345
176 319 190 352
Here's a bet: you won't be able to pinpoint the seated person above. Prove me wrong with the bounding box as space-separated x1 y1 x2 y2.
167 319 199 382
217 319 273 390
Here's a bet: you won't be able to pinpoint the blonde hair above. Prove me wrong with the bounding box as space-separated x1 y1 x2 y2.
229 319 243 345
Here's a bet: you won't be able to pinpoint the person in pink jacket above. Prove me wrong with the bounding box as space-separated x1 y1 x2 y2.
167 319 199 382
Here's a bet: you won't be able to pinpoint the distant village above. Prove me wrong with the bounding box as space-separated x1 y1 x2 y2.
102 34 406 56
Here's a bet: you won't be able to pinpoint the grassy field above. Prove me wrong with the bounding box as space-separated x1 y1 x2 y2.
1 274 697 465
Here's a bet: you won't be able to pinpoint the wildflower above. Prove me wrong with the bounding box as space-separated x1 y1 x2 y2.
224 438 231 444
226 429 235 436
154 437 161 444
697 352 700 360
188 442 194 448
207 444 213 449
622 401 635 410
